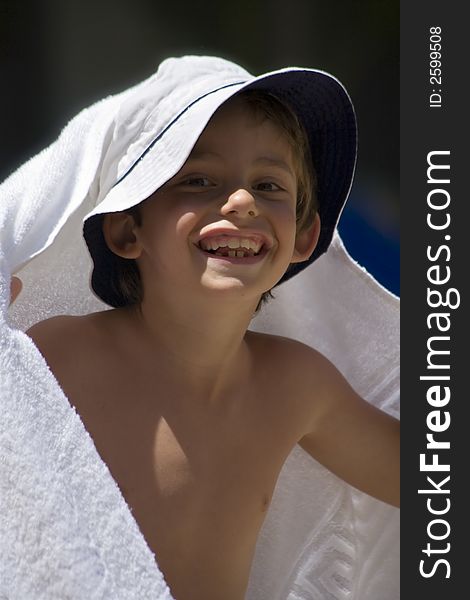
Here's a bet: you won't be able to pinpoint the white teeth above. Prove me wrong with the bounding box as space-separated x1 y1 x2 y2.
228 250 236 257
236 251 244 257
199 235 264 254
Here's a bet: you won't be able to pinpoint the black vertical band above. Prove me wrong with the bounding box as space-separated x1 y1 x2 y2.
401 2 467 596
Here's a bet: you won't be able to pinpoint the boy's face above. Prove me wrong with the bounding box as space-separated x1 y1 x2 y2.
129 99 316 305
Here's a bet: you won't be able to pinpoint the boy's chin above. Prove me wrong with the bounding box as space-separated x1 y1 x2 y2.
199 260 287 291
197 275 269 302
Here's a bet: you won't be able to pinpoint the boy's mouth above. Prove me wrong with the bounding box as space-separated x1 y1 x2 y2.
197 235 265 258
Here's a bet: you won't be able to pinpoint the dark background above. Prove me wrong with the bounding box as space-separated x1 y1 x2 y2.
0 0 399 294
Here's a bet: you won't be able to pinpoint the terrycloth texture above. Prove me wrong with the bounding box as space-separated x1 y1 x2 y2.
0 77 175 600
1 58 399 599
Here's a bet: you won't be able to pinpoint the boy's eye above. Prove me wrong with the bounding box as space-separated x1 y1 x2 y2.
183 176 212 187
254 181 282 192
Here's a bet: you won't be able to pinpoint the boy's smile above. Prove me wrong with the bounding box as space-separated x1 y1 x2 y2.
196 228 272 263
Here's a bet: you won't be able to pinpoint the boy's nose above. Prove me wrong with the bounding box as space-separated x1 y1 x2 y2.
220 188 259 218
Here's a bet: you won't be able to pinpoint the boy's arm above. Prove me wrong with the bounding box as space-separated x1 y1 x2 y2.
297 351 400 508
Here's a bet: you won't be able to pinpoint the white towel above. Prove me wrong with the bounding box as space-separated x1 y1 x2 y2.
0 62 399 599
0 83 174 599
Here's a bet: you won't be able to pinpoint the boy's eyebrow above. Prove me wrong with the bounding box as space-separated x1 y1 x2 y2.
187 151 295 177
253 156 296 177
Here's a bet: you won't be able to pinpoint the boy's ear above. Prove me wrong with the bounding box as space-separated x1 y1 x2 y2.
102 212 142 259
291 213 321 263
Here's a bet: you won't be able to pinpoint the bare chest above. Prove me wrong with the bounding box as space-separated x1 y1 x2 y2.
66 373 299 598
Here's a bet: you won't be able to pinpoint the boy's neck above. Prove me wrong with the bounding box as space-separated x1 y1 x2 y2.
121 291 259 403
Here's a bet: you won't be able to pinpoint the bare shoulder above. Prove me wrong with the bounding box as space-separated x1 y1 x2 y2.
246 329 339 381
26 312 108 370
246 330 358 428
27 314 79 349
27 314 87 339
27 312 98 344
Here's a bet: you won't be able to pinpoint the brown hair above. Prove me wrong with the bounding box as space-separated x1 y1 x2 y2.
109 90 318 310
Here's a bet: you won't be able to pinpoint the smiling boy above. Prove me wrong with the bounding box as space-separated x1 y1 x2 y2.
20 57 399 600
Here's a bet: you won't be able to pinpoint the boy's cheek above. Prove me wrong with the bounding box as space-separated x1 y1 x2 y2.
175 212 202 233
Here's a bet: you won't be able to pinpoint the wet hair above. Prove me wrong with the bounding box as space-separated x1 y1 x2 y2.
109 89 318 311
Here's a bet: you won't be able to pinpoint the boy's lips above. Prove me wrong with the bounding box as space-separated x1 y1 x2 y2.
194 228 273 263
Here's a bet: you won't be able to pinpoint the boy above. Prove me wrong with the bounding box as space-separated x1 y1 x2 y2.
20 57 399 600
